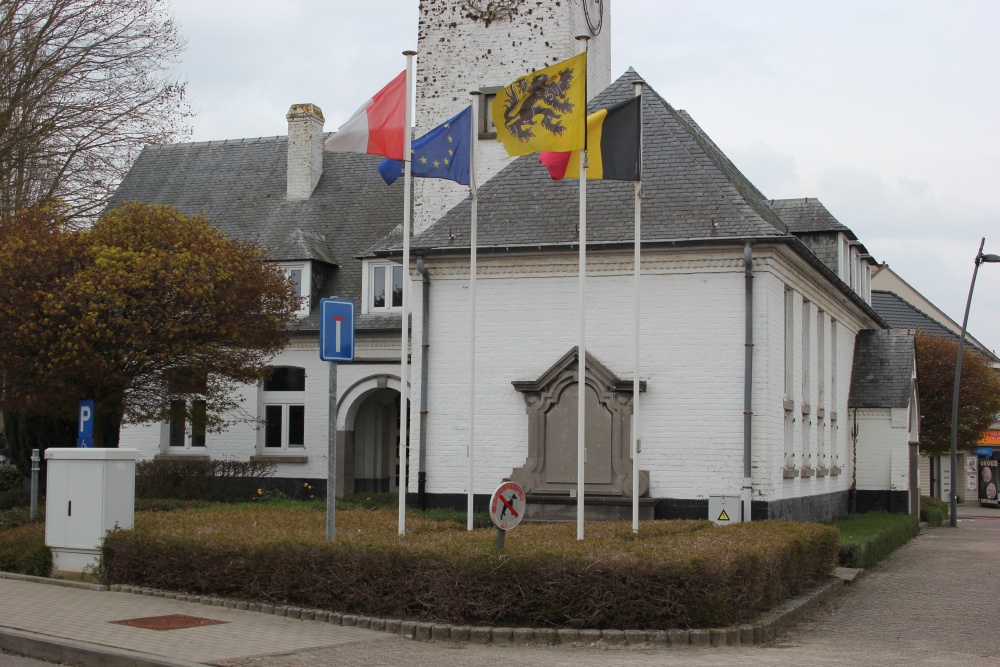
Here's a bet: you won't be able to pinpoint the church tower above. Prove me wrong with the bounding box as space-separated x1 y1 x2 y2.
413 0 612 234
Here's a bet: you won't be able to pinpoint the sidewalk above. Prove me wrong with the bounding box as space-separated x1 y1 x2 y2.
0 575 393 667
1 506 996 667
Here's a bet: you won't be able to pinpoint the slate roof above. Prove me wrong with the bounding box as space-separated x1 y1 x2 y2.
872 290 999 362
107 135 404 333
769 198 853 237
407 69 790 251
848 330 916 409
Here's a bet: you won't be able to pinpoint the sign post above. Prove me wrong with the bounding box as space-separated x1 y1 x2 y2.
320 298 356 542
77 400 94 448
489 481 526 550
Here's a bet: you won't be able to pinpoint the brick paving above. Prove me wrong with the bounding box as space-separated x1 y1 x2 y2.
1 506 996 667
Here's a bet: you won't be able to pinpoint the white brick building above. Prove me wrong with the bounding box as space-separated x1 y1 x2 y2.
112 0 920 520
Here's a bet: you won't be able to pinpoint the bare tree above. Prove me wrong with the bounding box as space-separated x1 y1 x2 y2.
0 0 190 222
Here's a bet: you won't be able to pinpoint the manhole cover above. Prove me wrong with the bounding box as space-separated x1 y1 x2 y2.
110 614 229 631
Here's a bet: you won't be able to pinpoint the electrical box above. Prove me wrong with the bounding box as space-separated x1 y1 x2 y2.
708 495 742 525
44 448 139 573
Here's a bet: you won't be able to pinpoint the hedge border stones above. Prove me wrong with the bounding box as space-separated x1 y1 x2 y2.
102 574 847 648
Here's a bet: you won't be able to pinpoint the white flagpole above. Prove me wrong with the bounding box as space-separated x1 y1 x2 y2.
399 49 416 536
468 94 480 530
632 80 644 534
576 35 589 542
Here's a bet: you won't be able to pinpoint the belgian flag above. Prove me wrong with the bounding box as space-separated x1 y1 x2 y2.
538 96 641 181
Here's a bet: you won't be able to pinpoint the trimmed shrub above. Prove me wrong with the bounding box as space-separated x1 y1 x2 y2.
835 512 919 568
920 495 948 527
101 506 838 629
135 458 276 502
0 468 25 509
0 523 50 577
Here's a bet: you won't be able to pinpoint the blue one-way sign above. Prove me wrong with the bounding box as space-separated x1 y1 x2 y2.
320 298 355 362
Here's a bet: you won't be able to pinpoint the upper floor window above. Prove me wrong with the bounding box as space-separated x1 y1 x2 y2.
276 262 311 317
363 260 403 313
477 86 501 139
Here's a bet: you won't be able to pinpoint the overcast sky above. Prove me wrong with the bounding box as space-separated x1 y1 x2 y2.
170 0 1000 354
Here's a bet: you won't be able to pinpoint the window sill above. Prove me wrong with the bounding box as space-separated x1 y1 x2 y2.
782 466 798 479
799 466 816 478
155 452 210 461
830 466 842 476
815 466 829 477
251 454 308 464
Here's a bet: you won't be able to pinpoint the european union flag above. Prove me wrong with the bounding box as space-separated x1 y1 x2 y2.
378 106 471 186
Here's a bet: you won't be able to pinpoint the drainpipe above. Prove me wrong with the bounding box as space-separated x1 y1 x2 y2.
743 242 754 522
416 256 430 509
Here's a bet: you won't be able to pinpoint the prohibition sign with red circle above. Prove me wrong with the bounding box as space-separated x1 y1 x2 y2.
489 481 526 531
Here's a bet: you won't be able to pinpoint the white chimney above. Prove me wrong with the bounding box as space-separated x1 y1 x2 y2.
286 103 325 200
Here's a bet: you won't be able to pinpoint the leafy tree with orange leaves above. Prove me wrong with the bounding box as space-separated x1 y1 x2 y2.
915 332 1000 457
0 202 297 448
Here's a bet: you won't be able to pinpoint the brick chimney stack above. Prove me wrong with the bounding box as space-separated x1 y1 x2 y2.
286 103 325 200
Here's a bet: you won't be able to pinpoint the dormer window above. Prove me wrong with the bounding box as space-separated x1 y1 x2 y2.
276 262 311 317
363 259 403 313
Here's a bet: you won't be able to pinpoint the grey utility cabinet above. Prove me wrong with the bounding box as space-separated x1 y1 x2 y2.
44 448 139 573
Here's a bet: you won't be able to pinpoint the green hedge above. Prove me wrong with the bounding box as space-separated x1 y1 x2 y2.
920 496 948 527
0 523 50 577
100 507 838 629
834 512 919 568
0 468 24 510
135 458 276 502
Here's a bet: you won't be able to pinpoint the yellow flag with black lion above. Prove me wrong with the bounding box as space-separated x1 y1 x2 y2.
490 52 587 157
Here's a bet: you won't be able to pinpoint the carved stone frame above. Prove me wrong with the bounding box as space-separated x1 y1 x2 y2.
511 349 648 497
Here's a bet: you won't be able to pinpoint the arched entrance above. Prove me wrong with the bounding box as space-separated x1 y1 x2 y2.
337 375 409 496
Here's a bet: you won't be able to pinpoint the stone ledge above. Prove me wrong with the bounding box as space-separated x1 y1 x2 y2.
249 454 308 464
153 453 210 461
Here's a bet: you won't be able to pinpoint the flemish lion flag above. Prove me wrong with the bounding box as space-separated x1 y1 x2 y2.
491 52 587 157
539 97 641 181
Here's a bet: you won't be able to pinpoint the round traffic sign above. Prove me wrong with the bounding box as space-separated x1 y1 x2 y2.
489 481 526 531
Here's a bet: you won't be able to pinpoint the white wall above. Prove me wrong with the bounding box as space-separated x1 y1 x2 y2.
852 407 912 492
409 243 875 504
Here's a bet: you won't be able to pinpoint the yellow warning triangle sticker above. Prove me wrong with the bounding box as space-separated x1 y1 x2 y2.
718 510 730 521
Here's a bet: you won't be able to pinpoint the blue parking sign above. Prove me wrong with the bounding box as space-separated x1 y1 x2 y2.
320 299 355 362
78 400 94 448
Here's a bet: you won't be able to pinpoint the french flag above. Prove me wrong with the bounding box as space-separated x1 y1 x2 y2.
324 70 406 160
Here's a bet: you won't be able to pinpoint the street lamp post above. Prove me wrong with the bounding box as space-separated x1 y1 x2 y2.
950 237 1000 527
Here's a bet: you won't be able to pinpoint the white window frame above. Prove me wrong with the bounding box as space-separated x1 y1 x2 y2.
260 366 306 451
362 259 404 314
276 262 311 318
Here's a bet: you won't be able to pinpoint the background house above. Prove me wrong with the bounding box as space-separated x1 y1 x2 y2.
870 265 1000 507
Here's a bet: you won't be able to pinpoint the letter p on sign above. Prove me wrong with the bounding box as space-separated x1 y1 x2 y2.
78 400 94 439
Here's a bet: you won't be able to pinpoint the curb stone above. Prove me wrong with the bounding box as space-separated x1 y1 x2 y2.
80 571 849 649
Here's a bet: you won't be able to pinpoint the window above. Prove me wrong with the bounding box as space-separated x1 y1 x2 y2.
169 399 206 448
817 309 826 408
802 300 811 405
167 369 207 449
478 86 501 139
364 261 403 313
784 287 794 399
262 366 306 449
276 262 311 317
